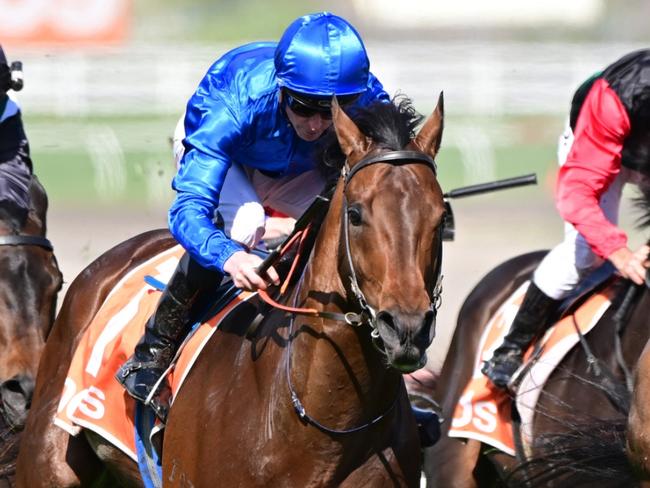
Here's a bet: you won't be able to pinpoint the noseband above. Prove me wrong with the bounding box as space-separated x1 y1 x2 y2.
341 150 444 346
0 235 53 251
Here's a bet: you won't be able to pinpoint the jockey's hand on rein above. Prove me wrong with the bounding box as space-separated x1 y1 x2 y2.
223 250 280 291
608 244 650 286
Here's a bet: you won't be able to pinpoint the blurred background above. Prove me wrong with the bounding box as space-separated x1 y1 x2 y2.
2 0 649 373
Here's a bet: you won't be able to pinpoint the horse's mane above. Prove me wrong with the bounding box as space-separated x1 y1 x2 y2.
319 95 424 179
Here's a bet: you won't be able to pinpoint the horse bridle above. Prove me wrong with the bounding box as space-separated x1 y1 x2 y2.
258 149 444 334
341 150 444 343
286 149 444 434
0 235 53 251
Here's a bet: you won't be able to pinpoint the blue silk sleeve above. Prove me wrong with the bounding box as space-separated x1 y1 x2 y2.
169 89 245 273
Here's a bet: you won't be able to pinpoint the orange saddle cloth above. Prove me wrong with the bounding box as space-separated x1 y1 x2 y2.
54 245 253 461
448 281 616 456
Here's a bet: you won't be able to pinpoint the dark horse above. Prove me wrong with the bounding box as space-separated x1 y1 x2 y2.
0 175 62 481
424 212 650 487
17 94 446 487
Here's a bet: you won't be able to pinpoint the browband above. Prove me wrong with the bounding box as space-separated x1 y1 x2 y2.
344 150 436 185
0 235 54 251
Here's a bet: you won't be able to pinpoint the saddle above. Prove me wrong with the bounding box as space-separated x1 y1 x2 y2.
557 261 616 317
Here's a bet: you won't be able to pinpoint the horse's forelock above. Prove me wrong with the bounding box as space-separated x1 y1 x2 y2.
320 95 423 173
356 96 423 150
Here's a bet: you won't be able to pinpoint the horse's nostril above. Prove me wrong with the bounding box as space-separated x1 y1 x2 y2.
0 375 35 408
3 380 23 394
377 311 396 332
0 375 34 428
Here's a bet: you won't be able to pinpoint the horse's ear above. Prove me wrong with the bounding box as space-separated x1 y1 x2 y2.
332 96 371 160
410 92 444 158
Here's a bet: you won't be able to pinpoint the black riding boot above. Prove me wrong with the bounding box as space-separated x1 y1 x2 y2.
481 282 560 389
116 253 222 420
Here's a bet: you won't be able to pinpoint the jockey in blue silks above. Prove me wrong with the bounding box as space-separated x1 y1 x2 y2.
0 45 31 230
116 12 389 420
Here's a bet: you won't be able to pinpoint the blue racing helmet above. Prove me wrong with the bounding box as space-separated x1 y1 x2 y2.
274 12 370 97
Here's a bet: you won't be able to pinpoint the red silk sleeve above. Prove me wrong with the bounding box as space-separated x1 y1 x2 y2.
555 78 631 259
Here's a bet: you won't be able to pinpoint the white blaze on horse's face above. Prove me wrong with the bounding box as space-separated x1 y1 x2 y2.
331 94 446 372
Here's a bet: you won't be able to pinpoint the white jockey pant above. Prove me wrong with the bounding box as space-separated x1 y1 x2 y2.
172 115 325 249
532 121 635 300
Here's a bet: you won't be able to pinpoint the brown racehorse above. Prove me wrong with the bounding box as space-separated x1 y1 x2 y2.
0 175 62 482
423 247 650 487
17 94 446 487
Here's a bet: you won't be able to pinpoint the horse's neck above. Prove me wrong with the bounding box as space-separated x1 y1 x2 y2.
300 188 346 304
287 194 402 425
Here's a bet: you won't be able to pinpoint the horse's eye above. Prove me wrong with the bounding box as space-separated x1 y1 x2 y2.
347 206 362 226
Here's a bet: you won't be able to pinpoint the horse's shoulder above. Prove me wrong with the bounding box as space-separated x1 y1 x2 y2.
181 295 287 398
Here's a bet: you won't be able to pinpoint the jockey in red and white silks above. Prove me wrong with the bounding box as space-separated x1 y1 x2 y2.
534 50 650 299
535 75 650 299
0 45 32 228
482 49 650 390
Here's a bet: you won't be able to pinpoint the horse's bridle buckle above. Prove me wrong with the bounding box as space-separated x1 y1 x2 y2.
344 312 363 326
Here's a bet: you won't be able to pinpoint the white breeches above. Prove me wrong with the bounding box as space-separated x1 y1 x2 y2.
172 115 325 249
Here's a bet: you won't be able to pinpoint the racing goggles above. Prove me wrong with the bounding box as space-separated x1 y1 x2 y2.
284 89 360 119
